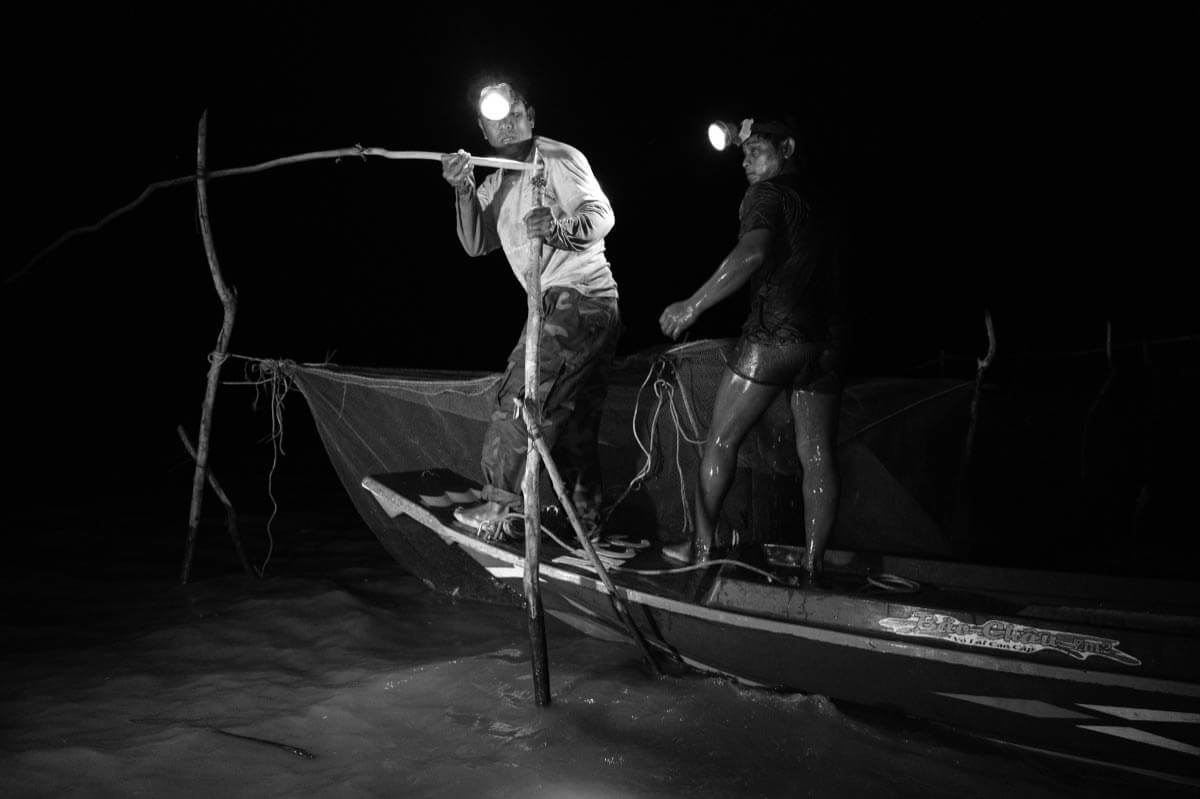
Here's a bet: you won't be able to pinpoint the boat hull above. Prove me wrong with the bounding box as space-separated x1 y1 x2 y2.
542 567 1200 786
362 471 1200 788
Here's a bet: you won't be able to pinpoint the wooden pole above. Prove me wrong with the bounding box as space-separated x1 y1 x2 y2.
182 109 238 585
12 149 535 288
1131 336 1156 538
1080 319 1116 484
177 425 253 576
522 151 552 706
952 309 996 549
521 403 664 676
961 308 997 479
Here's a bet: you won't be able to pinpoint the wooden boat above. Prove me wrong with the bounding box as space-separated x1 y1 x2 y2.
360 468 1199 788
259 340 1200 787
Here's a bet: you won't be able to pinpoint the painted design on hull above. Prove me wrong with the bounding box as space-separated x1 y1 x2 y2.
879 611 1141 666
943 693 1200 783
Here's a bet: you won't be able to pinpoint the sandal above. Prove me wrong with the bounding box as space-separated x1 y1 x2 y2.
453 503 515 542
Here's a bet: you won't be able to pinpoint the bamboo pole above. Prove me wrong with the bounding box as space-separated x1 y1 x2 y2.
522 151 552 706
177 425 253 576
520 402 663 676
182 110 238 585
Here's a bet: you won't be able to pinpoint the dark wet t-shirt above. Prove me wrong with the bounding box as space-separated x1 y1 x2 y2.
737 172 844 344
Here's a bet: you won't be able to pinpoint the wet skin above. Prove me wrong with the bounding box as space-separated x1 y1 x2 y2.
688 372 839 573
741 133 793 185
657 134 794 339
658 133 836 574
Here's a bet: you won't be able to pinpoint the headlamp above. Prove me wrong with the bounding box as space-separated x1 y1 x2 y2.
478 83 514 121
708 118 755 151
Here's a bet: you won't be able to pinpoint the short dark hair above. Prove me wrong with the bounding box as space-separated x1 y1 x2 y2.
747 112 799 148
746 111 812 168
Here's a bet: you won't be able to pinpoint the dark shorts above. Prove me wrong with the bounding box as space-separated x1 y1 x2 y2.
730 337 842 394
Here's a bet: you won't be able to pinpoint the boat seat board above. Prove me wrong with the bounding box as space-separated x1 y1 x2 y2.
361 469 703 601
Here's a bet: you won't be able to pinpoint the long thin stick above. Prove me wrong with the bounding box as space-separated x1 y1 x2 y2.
176 425 253 576
1080 319 1116 484
182 109 238 585
951 309 996 546
961 308 996 478
521 403 663 676
10 148 534 286
522 152 551 706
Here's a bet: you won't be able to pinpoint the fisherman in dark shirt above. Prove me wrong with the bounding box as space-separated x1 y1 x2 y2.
659 114 845 579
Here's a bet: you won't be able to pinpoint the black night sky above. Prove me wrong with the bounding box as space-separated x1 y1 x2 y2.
3 4 1196 569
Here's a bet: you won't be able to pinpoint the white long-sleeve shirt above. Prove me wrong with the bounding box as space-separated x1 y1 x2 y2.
455 136 618 300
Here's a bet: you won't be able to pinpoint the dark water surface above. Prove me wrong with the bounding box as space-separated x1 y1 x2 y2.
2 495 1188 799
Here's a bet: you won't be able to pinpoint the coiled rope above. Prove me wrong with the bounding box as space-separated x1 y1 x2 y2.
603 357 706 534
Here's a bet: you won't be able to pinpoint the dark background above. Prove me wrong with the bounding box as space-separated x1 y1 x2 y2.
3 4 1195 576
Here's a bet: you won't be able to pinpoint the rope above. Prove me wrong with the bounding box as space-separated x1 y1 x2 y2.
471 514 915 592
601 362 667 524
602 355 709 535
536 523 779 583
671 369 706 444
222 353 500 397
862 573 921 594
658 370 707 532
655 376 692 532
256 362 294 576
616 558 779 583
214 355 305 578
840 381 972 444
457 506 778 584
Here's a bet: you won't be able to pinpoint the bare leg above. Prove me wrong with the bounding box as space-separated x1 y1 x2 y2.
668 369 781 563
790 388 841 578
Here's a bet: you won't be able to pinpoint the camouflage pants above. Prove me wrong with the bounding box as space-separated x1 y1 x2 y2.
480 287 621 516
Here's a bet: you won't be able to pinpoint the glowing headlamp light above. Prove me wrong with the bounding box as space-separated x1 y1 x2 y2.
708 118 755 151
479 83 515 121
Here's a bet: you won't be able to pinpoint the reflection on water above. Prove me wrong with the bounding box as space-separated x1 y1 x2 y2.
0 512 1183 798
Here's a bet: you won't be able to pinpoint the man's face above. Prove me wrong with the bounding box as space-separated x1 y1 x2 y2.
741 134 789 185
478 100 535 155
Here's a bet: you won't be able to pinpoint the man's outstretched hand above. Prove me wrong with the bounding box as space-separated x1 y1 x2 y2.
660 300 698 340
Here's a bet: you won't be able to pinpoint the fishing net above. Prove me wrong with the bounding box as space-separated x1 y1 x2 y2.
257 339 973 596
594 341 973 556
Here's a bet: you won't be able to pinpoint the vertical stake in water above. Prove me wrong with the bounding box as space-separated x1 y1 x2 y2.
183 109 238 585
523 150 552 706
951 308 995 549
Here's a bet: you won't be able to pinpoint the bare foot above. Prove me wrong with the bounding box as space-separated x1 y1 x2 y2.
661 540 694 564
662 537 715 565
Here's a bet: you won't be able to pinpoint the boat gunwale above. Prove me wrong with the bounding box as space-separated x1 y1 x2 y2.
361 475 1200 700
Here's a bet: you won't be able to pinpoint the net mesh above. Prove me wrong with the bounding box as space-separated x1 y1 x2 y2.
260 339 973 596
